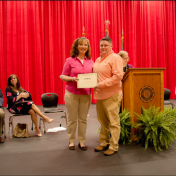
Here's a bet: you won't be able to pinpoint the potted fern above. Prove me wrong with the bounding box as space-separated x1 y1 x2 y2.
133 105 176 151
119 109 132 144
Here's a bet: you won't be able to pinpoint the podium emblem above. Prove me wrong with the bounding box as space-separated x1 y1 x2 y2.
139 85 155 103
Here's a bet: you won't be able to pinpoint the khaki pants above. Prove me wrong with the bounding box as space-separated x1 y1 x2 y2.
0 108 5 136
64 90 91 144
96 93 122 151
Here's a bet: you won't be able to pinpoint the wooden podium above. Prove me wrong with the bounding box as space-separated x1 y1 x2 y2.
121 68 165 141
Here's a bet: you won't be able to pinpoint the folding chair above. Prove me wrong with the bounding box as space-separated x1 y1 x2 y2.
40 93 67 134
8 101 35 138
164 88 174 109
9 114 34 138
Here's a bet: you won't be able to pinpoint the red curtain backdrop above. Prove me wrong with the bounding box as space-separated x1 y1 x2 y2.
0 1 176 106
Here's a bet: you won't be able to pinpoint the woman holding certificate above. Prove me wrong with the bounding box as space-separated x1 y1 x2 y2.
60 37 94 151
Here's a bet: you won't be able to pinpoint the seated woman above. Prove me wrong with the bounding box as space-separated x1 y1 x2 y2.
5 74 53 137
118 50 134 73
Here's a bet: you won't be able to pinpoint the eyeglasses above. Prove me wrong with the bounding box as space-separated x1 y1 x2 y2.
123 57 129 60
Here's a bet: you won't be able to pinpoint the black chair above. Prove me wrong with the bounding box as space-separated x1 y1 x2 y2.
40 93 67 134
8 101 35 138
164 88 174 109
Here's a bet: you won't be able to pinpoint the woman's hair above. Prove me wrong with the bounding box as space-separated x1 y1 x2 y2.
70 37 91 59
7 74 24 93
118 50 129 59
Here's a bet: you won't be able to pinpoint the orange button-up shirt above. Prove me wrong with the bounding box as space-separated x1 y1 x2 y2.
93 51 123 100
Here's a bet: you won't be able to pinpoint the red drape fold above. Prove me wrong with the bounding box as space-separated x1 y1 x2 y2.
0 1 176 106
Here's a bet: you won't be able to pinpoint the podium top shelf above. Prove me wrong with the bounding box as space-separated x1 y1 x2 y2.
126 68 166 70
124 68 166 73
122 68 166 82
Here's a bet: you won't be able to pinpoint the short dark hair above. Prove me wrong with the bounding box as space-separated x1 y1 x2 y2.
100 37 112 44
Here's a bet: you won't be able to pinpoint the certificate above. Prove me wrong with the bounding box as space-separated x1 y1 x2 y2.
77 73 97 88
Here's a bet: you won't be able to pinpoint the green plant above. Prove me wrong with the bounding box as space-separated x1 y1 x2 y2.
97 109 132 145
133 105 176 152
119 109 132 144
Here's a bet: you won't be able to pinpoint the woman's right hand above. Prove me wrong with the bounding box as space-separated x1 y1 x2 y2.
71 77 79 82
20 93 29 98
60 75 78 82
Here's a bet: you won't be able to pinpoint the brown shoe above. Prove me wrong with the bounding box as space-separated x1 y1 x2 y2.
94 145 109 152
0 137 4 143
69 146 75 150
78 143 87 151
68 143 75 150
104 149 117 156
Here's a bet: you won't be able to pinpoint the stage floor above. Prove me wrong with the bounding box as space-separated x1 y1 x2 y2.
0 101 176 175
